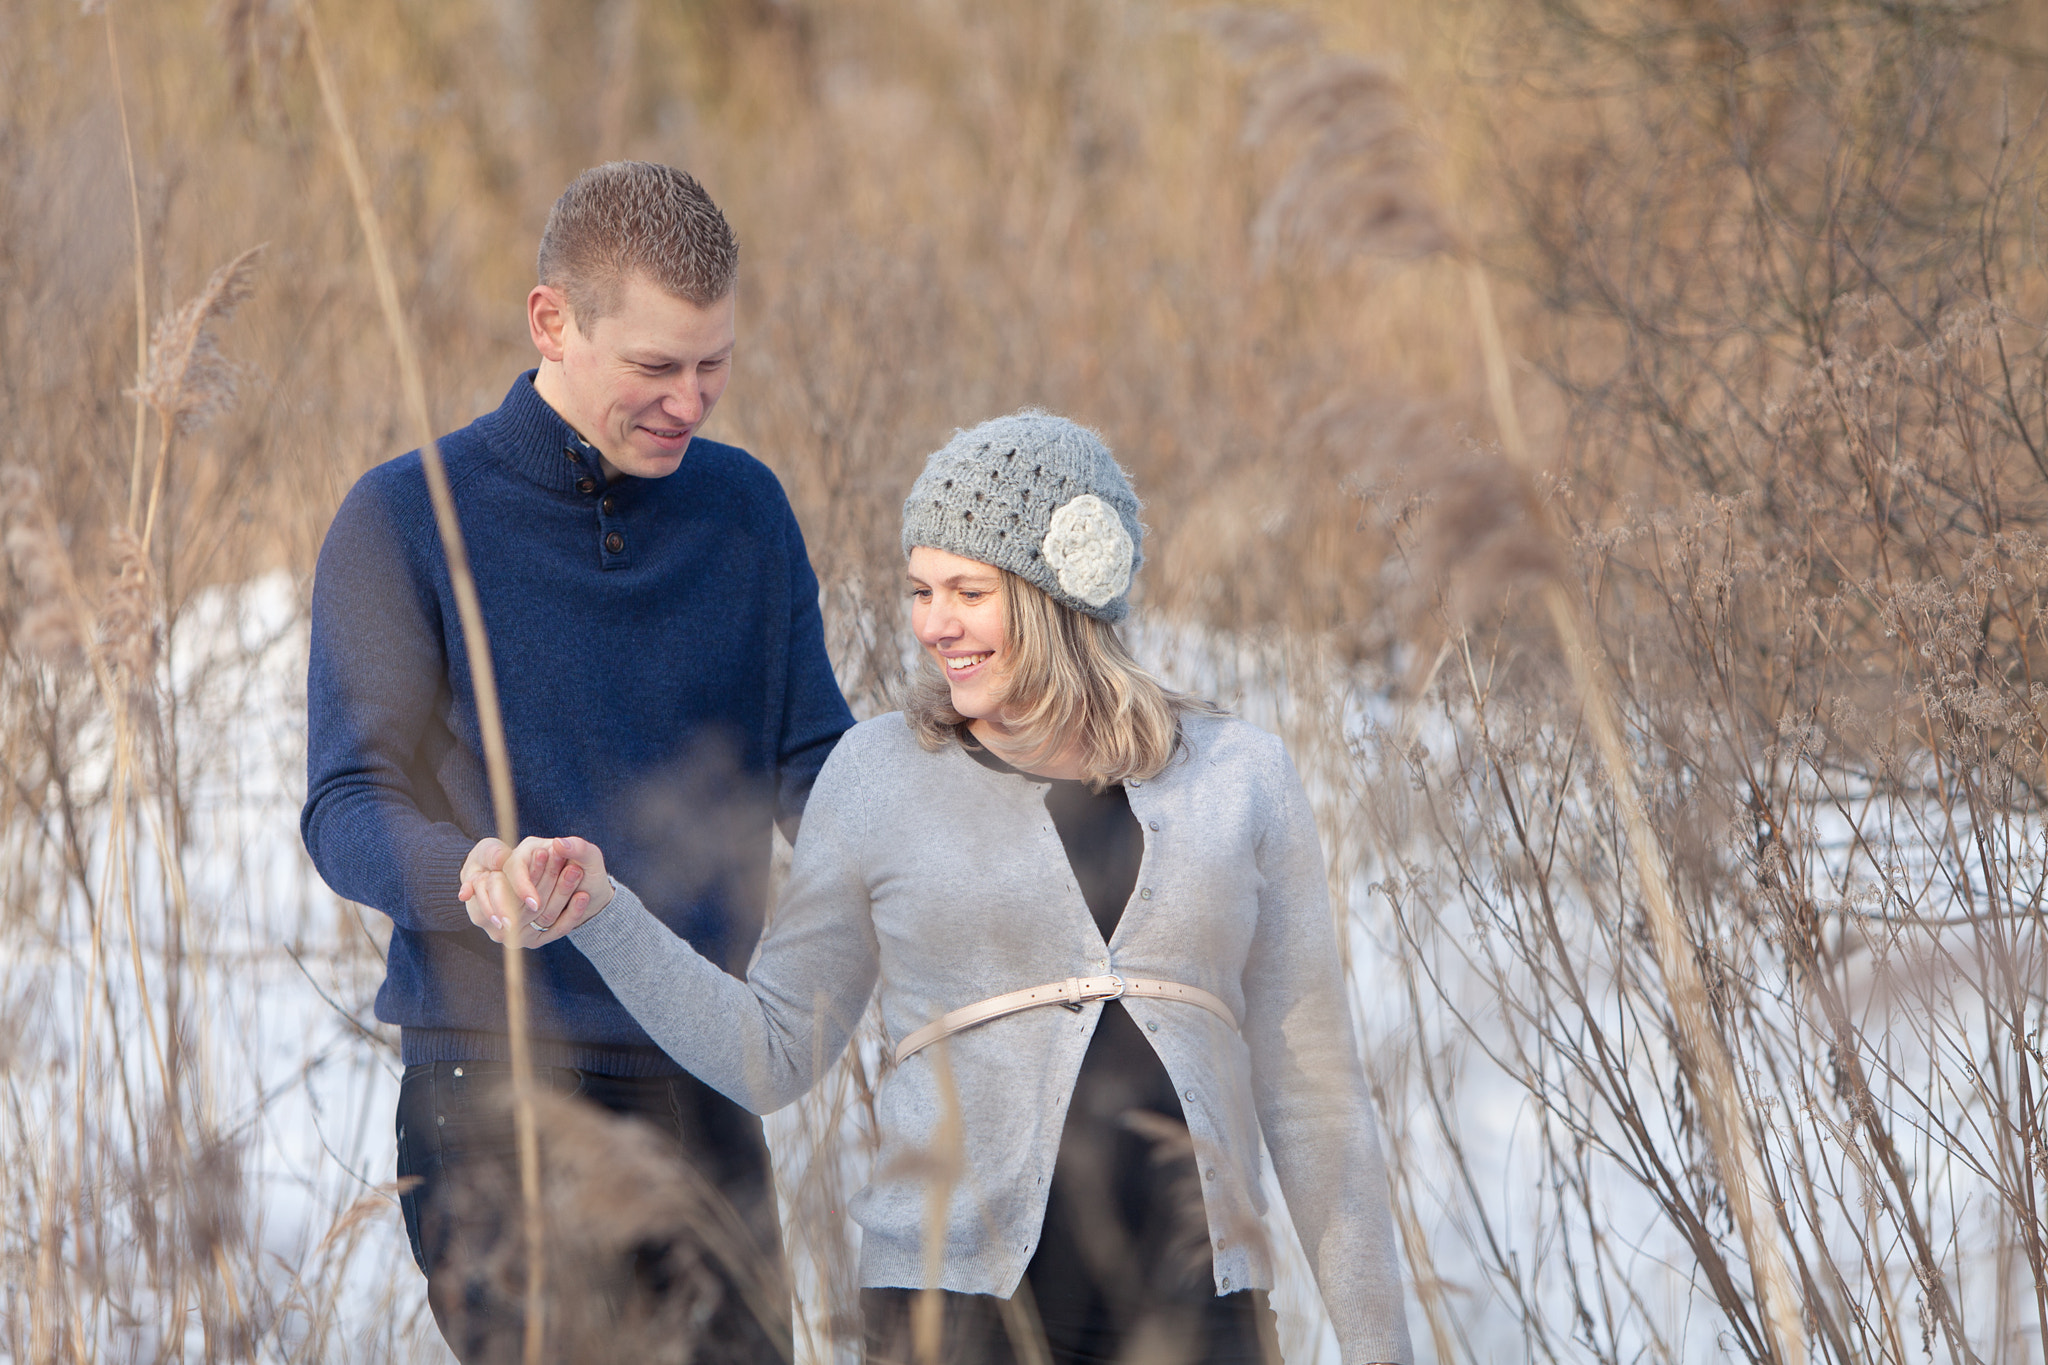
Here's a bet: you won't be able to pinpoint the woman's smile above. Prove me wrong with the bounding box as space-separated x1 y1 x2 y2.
909 546 1008 721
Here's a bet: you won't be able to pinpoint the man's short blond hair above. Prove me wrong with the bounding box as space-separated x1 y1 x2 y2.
537 161 738 322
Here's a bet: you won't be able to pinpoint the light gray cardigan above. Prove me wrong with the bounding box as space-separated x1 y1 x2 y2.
570 712 1413 1365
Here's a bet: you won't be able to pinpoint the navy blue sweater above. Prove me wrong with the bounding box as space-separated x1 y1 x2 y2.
302 373 854 1073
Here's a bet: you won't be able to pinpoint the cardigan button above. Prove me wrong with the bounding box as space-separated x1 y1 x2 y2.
1139 888 1153 900
1148 820 1160 831
605 531 625 553
576 477 596 494
601 496 615 515
1184 1089 1195 1103
564 447 582 463
1146 1021 1158 1033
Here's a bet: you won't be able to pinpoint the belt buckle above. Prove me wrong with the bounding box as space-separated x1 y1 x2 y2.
1062 974 1124 1012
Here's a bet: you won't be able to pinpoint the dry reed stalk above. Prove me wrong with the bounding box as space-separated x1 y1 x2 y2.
292 4 546 1361
86 234 273 1272
1457 174 1810 1365
912 1040 965 1365
98 2 150 534
31 1102 59 1362
1464 263 1810 1365
1374 1084 1458 1363
882 1035 1052 1365
2 466 196 1351
4 478 182 1106
1223 16 1810 1361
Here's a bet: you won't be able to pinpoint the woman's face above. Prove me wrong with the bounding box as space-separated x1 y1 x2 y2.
908 546 1007 722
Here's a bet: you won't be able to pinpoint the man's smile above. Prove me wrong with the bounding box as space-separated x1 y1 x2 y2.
633 418 696 454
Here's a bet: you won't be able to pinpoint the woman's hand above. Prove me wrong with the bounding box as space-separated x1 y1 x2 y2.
458 835 615 948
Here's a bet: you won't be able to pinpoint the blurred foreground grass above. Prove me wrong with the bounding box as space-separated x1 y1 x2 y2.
5 1 2048 1361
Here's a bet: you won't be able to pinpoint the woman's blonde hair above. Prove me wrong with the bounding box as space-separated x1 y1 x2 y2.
905 569 1218 787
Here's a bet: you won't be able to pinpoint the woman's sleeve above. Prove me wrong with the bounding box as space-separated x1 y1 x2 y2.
1240 741 1414 1365
569 742 879 1114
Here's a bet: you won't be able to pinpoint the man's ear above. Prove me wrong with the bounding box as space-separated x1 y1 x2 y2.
528 284 573 362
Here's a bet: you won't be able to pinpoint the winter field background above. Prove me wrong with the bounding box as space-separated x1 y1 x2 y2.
5 1 2048 1362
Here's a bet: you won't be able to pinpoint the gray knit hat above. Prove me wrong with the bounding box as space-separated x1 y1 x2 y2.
901 411 1144 623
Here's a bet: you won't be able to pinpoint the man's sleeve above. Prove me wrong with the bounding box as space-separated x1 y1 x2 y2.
772 500 857 840
300 472 479 932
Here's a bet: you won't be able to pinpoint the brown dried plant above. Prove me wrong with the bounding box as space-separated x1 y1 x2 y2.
296 2 550 1358
1210 9 1812 1361
1240 51 1457 270
1 466 88 667
433 1088 788 1365
27 0 2048 1361
1347 5 2048 1363
131 243 264 437
97 522 155 678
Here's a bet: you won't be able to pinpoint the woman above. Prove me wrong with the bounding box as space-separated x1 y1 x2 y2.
473 413 1412 1365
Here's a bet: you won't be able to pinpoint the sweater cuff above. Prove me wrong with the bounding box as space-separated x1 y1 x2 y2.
406 828 482 932
566 878 661 967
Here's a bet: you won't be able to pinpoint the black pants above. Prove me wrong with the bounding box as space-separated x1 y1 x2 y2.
396 1061 787 1365
862 1266 1276 1365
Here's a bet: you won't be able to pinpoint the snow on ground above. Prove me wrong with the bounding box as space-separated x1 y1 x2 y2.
14 575 2024 1362
156 571 447 1361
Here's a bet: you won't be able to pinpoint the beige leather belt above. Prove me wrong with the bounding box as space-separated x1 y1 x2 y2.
894 974 1237 1065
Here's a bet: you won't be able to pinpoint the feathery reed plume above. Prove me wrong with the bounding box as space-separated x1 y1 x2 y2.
1235 49 1455 269
294 3 545 1357
216 0 299 120
1294 393 1559 627
99 525 156 680
2 467 86 668
172 1130 248 1267
1209 13 1809 1363
436 1089 784 1365
130 243 266 551
1187 6 1318 62
131 244 264 436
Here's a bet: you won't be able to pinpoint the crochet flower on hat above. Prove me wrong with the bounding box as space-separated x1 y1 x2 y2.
1041 494 1134 609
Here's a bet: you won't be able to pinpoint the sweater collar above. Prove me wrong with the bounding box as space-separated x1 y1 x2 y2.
479 370 608 493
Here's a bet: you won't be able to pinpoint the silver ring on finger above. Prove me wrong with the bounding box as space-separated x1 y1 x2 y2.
527 920 549 933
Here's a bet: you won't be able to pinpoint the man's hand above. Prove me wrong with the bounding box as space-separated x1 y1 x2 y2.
459 838 511 904
457 835 615 949
457 838 527 941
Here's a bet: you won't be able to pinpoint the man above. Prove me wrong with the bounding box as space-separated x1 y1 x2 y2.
301 161 853 1362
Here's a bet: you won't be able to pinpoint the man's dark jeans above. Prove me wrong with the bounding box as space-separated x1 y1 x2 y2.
396 1060 787 1364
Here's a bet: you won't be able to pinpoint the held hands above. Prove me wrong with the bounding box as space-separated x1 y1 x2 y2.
458 835 615 949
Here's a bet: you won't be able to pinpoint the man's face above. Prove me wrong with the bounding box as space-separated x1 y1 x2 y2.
528 274 736 481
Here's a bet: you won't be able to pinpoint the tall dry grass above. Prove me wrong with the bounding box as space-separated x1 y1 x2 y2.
4 0 2047 1361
